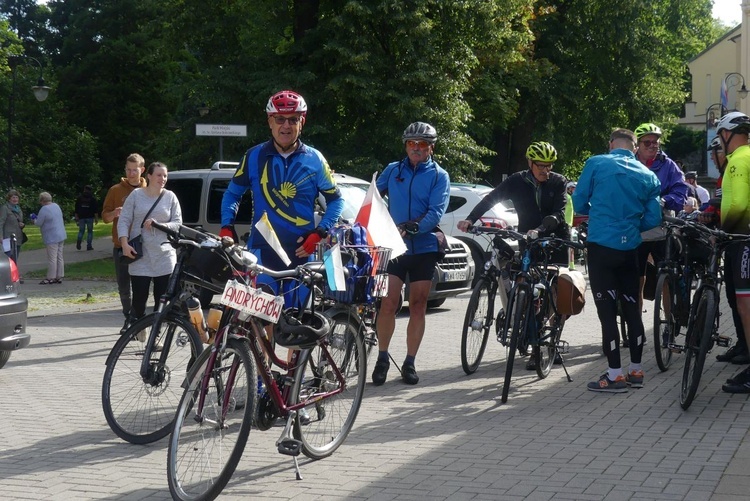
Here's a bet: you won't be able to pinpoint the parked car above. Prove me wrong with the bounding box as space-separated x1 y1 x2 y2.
167 164 474 308
0 252 29 369
440 183 518 285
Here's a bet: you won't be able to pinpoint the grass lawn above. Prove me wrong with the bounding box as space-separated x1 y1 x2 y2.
26 258 116 280
22 222 113 251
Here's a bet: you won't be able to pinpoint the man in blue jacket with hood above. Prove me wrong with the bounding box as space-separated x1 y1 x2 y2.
574 128 661 393
373 122 450 386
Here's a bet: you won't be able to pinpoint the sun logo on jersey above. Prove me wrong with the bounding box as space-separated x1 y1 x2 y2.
278 181 297 200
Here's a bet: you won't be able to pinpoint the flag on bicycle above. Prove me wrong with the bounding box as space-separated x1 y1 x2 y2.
323 243 347 291
355 173 407 258
254 211 291 266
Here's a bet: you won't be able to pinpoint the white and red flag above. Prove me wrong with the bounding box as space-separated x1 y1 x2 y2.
355 173 407 259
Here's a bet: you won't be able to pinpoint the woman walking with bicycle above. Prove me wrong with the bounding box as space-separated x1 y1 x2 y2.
573 128 662 393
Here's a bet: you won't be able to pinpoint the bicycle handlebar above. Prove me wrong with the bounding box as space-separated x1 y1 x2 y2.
149 221 326 284
467 225 584 251
662 216 750 244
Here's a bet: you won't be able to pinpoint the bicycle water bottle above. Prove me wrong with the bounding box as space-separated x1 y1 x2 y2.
187 296 209 343
206 307 223 343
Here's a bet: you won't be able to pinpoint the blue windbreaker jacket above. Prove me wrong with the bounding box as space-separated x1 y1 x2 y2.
377 157 450 255
573 149 662 251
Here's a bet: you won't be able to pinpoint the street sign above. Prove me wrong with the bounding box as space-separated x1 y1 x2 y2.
195 124 247 137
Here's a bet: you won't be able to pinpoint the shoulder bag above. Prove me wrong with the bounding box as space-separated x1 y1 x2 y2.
119 192 165 265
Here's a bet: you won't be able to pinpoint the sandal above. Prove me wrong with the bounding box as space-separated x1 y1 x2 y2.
39 279 54 285
53 279 63 284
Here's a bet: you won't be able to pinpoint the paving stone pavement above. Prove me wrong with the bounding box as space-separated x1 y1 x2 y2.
1 279 750 500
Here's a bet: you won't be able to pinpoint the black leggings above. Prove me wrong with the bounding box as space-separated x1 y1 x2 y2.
587 243 644 369
129 274 170 319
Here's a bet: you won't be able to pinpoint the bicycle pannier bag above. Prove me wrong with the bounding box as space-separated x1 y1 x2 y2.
557 268 586 315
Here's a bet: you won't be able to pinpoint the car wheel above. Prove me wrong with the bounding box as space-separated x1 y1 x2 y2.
426 298 446 309
0 350 11 370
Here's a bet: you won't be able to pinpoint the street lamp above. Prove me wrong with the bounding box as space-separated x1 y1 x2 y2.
722 72 748 115
6 55 51 186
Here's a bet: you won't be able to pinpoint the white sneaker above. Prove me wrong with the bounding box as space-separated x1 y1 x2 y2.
136 330 147 342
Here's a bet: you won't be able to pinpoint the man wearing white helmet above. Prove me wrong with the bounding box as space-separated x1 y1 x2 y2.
715 111 750 392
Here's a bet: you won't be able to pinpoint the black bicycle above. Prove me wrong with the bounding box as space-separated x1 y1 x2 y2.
460 225 515 374
101 224 228 444
663 217 742 409
652 218 709 372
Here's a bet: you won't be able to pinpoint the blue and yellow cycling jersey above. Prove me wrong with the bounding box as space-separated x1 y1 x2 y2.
221 140 343 252
721 144 750 235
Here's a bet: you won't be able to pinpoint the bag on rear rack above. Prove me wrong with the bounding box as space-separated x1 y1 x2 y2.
557 268 586 315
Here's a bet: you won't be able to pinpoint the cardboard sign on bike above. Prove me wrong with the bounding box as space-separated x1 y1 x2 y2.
220 280 284 324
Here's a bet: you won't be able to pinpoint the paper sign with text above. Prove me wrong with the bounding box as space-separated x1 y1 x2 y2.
220 280 284 324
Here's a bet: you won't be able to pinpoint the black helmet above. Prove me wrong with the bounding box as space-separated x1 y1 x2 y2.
274 310 331 349
402 122 437 144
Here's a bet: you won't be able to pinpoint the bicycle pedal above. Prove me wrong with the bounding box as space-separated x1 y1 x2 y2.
556 340 570 354
668 343 684 354
277 438 303 457
716 335 731 348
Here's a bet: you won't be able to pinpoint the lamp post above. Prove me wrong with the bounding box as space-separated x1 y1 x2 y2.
722 72 749 115
6 55 51 187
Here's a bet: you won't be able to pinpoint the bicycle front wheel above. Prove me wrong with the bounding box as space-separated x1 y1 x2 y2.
292 312 366 460
102 312 203 444
653 273 677 372
167 337 255 501
461 278 495 375
502 286 529 403
680 289 716 410
534 310 563 380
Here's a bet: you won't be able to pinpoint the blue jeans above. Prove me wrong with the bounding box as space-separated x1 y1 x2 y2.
77 218 94 247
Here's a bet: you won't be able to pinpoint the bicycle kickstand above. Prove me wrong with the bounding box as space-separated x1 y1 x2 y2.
276 411 304 480
558 351 573 382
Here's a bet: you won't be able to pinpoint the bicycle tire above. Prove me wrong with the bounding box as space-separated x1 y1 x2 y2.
680 289 716 410
653 273 677 372
292 311 366 460
101 312 203 444
502 286 529 404
167 336 256 501
534 309 562 380
461 278 495 375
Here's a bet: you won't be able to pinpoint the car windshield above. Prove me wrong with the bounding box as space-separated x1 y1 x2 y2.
337 183 369 221
475 187 514 212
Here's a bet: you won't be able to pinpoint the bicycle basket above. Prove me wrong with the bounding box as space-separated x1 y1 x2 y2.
184 246 233 284
320 244 391 304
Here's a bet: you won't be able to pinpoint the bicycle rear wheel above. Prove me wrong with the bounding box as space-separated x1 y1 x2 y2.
502 286 529 403
292 312 366 460
102 312 203 444
680 290 716 410
167 337 255 501
461 278 495 375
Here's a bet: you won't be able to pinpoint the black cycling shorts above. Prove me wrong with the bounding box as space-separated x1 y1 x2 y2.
386 252 439 283
725 241 750 298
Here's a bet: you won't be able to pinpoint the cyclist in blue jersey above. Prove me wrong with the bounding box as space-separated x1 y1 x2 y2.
574 128 661 393
220 90 344 299
372 122 450 386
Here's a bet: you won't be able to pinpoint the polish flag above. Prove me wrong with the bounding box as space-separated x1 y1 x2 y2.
355 173 407 259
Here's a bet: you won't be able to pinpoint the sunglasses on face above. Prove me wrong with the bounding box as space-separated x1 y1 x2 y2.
272 115 301 125
406 140 431 149
640 140 660 147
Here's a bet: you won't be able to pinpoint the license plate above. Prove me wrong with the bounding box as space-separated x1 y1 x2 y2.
443 270 467 282
220 280 284 324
